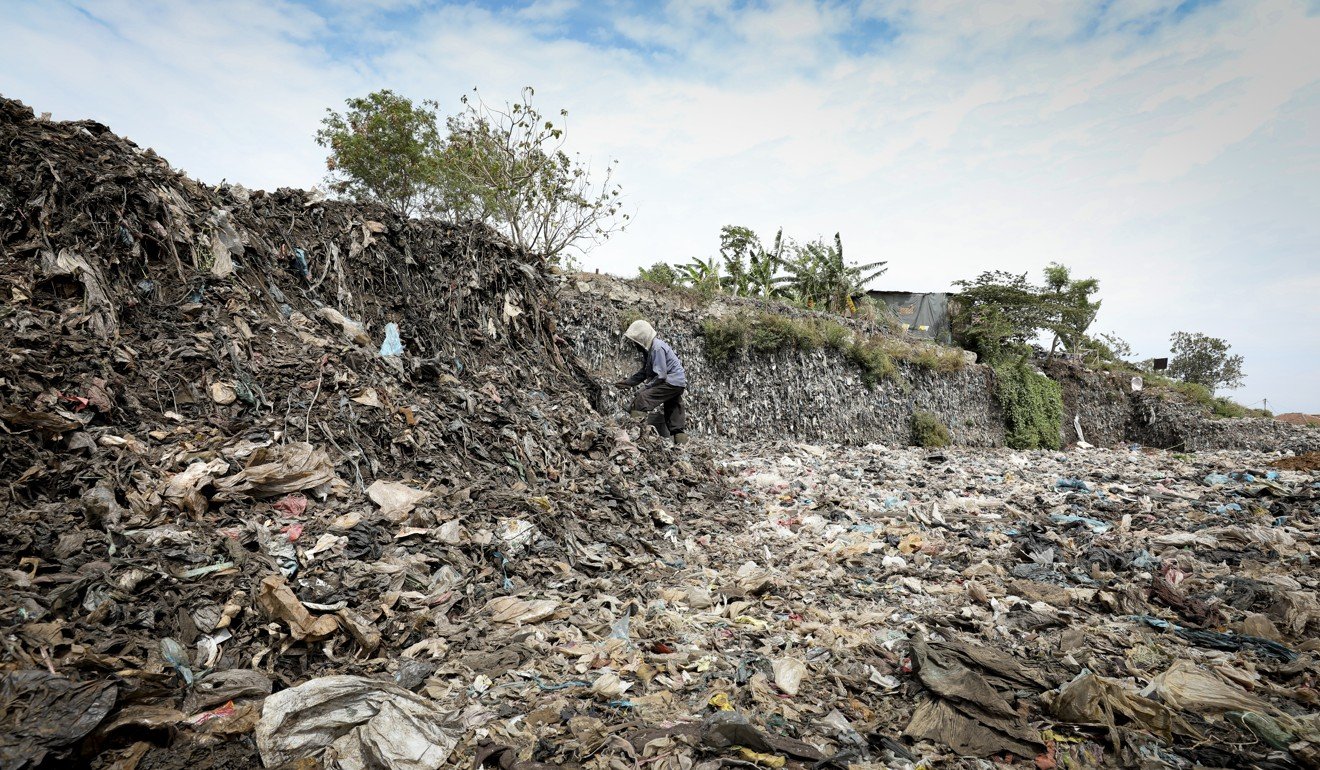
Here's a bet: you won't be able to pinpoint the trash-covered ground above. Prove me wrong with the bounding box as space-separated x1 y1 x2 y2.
5 434 1320 769
3 99 1320 770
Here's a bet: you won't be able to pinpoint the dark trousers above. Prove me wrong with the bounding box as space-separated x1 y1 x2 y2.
632 383 686 437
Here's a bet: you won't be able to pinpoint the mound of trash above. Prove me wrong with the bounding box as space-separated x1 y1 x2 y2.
0 97 722 769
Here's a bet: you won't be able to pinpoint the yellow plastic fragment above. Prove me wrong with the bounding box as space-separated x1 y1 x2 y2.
735 747 785 768
898 533 924 554
708 692 735 711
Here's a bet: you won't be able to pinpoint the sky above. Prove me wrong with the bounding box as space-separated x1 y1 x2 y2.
4 0 1319 412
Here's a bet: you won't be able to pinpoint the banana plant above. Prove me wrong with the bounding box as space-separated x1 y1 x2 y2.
677 256 722 294
781 233 886 314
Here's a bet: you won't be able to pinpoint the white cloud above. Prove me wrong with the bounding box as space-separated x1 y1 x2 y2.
3 0 1318 410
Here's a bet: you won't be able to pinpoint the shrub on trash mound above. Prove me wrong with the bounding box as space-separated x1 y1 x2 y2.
911 411 951 448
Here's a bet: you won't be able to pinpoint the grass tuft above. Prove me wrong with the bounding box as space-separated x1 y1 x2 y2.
699 311 962 388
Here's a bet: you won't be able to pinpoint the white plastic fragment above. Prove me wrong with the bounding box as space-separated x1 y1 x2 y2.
485 596 558 625
367 480 428 518
772 657 807 696
380 322 403 357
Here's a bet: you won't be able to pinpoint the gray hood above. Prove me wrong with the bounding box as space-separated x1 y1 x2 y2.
624 319 656 350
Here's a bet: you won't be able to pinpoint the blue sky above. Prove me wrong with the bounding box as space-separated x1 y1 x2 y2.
4 0 1319 412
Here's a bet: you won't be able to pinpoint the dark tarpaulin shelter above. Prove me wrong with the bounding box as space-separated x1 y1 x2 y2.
868 291 954 344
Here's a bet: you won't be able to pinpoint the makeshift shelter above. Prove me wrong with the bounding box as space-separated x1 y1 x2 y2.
868 290 955 344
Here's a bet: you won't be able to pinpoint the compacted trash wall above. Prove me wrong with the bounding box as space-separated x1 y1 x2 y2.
558 275 1006 446
559 274 1320 453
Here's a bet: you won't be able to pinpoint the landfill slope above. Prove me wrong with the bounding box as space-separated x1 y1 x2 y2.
3 98 1320 770
0 97 718 768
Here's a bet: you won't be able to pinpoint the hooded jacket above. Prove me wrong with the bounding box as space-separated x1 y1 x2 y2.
622 320 687 388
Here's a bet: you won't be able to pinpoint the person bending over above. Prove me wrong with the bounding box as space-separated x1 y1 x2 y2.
615 319 689 444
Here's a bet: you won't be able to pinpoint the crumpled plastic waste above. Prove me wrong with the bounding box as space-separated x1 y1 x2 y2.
380 322 403 357
1044 671 1190 750
213 442 344 499
0 671 117 769
366 479 429 518
255 675 460 770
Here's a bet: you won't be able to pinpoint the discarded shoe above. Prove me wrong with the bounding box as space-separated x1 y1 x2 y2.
630 410 646 419
673 432 690 445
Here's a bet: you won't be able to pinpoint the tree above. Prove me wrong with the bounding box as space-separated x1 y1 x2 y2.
748 228 788 300
717 225 791 300
1041 262 1101 357
718 225 759 297
951 264 1101 364
437 87 628 265
781 233 886 314
1168 332 1245 391
1083 331 1133 365
950 270 1049 362
316 90 446 218
676 256 722 295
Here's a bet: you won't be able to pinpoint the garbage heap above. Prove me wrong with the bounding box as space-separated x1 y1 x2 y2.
0 98 721 769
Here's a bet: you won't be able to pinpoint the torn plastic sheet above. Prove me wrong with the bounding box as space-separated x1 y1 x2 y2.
1043 671 1192 751
255 675 459 770
213 442 343 499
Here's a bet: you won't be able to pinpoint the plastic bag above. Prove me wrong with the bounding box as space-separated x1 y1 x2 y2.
256 675 459 770
380 322 403 357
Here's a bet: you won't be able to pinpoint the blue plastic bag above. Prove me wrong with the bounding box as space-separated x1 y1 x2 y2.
379 322 403 357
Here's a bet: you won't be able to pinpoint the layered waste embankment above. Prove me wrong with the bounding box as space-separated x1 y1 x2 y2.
560 274 1007 446
0 97 722 768
561 274 1320 453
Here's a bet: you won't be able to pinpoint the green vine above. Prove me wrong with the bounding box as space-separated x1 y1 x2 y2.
993 361 1063 449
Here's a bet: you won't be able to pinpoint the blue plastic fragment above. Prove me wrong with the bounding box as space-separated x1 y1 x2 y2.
380 322 403 357
292 247 311 280
1131 550 1158 569
161 637 194 685
534 676 590 691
